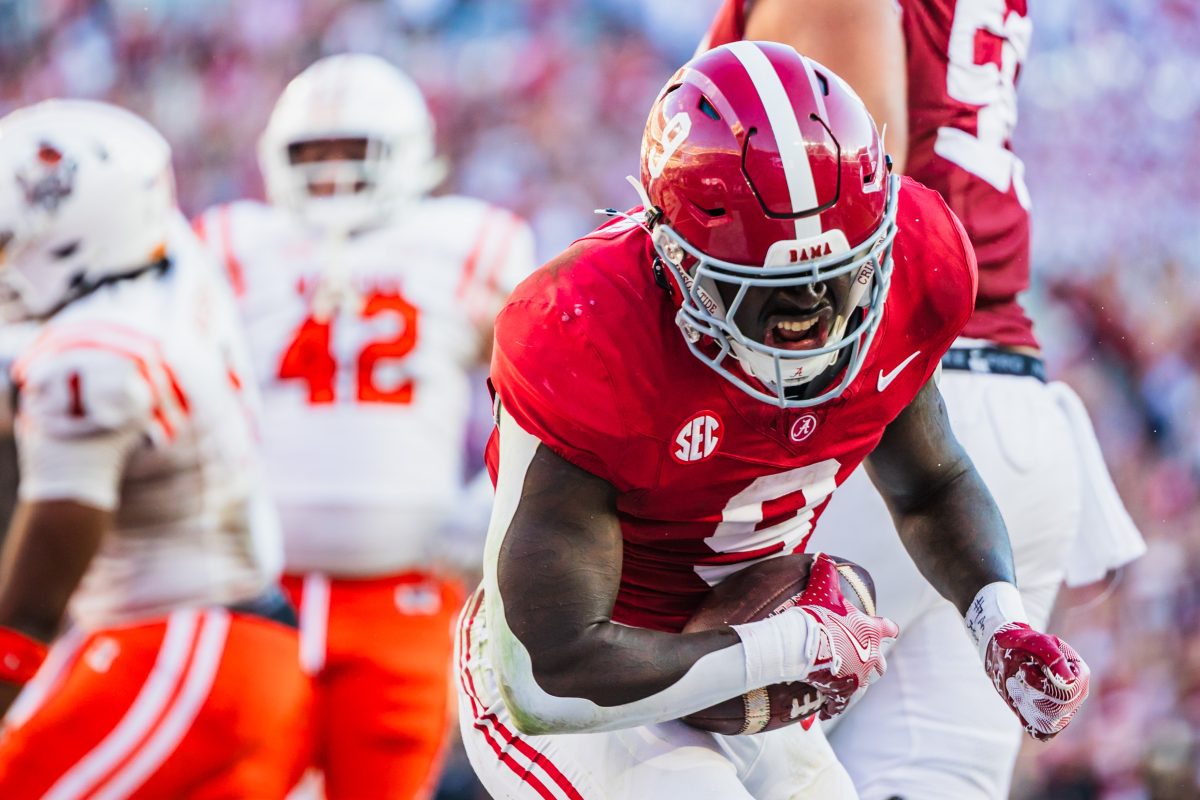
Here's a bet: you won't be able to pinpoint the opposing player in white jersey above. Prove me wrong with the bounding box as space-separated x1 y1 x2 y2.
704 3 1146 798
194 54 536 800
0 100 310 798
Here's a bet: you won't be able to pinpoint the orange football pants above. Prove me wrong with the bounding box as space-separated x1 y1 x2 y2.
0 607 311 799
282 571 464 800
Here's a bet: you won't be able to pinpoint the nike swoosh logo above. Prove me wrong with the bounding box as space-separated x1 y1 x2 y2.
828 614 873 663
877 351 922 392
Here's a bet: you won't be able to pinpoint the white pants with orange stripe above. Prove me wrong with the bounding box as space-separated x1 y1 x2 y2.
0 607 311 800
456 590 859 800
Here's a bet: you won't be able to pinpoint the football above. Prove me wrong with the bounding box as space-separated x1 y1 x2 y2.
680 553 877 736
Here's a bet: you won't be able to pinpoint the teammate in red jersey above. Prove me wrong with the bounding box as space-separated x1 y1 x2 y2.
703 3 1144 799
455 42 1089 799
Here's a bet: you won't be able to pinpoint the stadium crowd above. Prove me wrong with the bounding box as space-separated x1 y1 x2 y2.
1 0 1197 797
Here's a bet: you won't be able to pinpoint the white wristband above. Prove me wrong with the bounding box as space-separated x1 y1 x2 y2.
964 581 1030 662
733 609 820 687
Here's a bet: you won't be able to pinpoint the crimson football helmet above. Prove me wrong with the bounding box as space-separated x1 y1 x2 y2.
640 41 898 408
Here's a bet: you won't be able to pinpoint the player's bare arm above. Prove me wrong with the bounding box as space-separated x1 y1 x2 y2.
496 440 740 704
744 0 908 172
0 435 16 549
485 407 896 736
865 377 1013 614
0 499 109 714
0 331 34 539
488 410 756 735
866 377 1090 740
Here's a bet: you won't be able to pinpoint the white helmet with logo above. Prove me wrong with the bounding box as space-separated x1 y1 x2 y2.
0 99 175 321
258 53 443 234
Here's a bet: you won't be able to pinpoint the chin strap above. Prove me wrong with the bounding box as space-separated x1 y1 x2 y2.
594 176 674 298
626 175 654 214
593 175 663 233
651 257 675 295
46 256 171 320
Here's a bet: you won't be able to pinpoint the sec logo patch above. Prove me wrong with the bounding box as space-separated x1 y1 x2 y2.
673 411 722 463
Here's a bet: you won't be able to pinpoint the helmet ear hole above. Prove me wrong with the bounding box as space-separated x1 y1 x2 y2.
698 97 721 121
688 200 726 218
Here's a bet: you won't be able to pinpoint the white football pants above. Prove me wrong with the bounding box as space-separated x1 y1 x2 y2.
456 592 859 800
811 365 1142 800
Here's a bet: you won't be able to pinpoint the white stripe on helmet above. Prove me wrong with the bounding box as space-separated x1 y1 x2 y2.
725 41 822 240
799 56 830 126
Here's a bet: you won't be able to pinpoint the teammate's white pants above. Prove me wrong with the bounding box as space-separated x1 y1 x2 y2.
812 366 1138 800
456 590 859 800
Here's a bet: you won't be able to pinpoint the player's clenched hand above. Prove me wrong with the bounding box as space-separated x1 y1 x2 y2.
798 554 900 719
984 622 1089 741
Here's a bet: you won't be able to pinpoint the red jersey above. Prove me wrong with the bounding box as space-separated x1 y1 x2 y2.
704 0 1036 348
486 178 977 632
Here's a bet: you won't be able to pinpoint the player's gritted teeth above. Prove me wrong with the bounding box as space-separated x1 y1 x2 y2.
718 279 844 351
763 304 834 350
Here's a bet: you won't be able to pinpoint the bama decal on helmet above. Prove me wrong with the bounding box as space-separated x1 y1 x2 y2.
762 229 850 268
725 40 824 240
673 411 722 463
647 111 692 180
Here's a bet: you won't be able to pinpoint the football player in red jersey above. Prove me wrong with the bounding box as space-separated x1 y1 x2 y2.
455 42 1089 799
702 3 1145 799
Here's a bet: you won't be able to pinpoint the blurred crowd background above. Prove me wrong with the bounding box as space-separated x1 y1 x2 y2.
1 0 1197 797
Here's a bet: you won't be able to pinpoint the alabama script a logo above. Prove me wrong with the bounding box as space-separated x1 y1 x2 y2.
790 414 818 442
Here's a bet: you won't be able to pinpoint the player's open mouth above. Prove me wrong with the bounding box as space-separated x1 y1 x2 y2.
306 180 369 196
762 305 833 350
